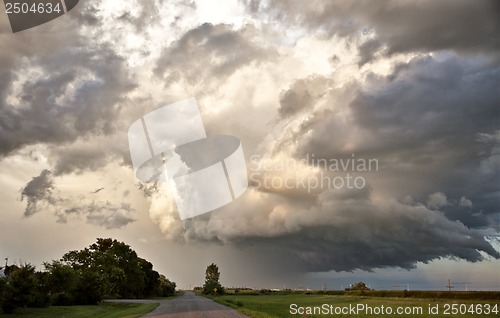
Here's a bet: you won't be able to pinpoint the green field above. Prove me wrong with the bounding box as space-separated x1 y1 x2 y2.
211 292 500 318
0 302 158 318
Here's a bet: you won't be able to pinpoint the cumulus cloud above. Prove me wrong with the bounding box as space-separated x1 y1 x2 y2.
3 0 499 278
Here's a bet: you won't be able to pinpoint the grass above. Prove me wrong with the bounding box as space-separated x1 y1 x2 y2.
0 302 158 318
208 292 500 318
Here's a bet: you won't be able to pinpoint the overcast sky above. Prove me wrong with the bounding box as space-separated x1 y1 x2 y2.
0 0 499 290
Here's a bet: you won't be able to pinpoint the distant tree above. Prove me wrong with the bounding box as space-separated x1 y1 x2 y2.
158 275 176 297
3 265 19 277
346 282 371 291
202 263 224 295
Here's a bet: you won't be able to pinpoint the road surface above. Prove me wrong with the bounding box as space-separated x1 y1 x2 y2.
107 291 249 318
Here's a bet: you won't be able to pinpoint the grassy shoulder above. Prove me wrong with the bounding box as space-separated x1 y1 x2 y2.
0 302 158 318
204 290 500 318
0 291 184 317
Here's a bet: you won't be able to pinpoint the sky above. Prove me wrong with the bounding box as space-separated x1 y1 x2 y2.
0 0 499 291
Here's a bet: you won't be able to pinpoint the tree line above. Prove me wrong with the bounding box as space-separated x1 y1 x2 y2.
0 238 176 314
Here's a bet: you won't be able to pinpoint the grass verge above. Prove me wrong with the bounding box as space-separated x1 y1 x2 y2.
0 302 158 318
208 293 500 318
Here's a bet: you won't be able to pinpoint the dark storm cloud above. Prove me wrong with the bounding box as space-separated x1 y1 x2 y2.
163 52 499 273
171 184 500 273
243 0 499 61
263 227 497 273
20 169 55 217
155 23 273 85
0 45 135 158
19 170 135 229
292 54 500 227
352 55 499 226
0 0 136 179
244 198 500 272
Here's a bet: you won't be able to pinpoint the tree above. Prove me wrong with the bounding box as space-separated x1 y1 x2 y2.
0 238 175 312
44 261 78 305
346 282 371 291
202 263 224 295
1 263 49 313
61 238 145 299
158 275 176 297
59 238 175 300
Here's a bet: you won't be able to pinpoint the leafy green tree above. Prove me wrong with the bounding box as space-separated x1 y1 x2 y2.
62 238 144 298
202 263 224 295
44 261 78 305
158 275 176 297
0 276 6 311
73 269 103 305
60 238 174 300
1 263 48 313
139 258 160 297
0 238 176 311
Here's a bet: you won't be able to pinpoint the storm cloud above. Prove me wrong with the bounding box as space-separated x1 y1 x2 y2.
2 0 498 284
146 35 500 272
0 46 135 158
243 0 499 60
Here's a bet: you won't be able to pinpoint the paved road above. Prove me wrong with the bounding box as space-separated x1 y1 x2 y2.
107 291 248 318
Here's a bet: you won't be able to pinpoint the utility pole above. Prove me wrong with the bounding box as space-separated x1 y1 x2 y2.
446 279 454 292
